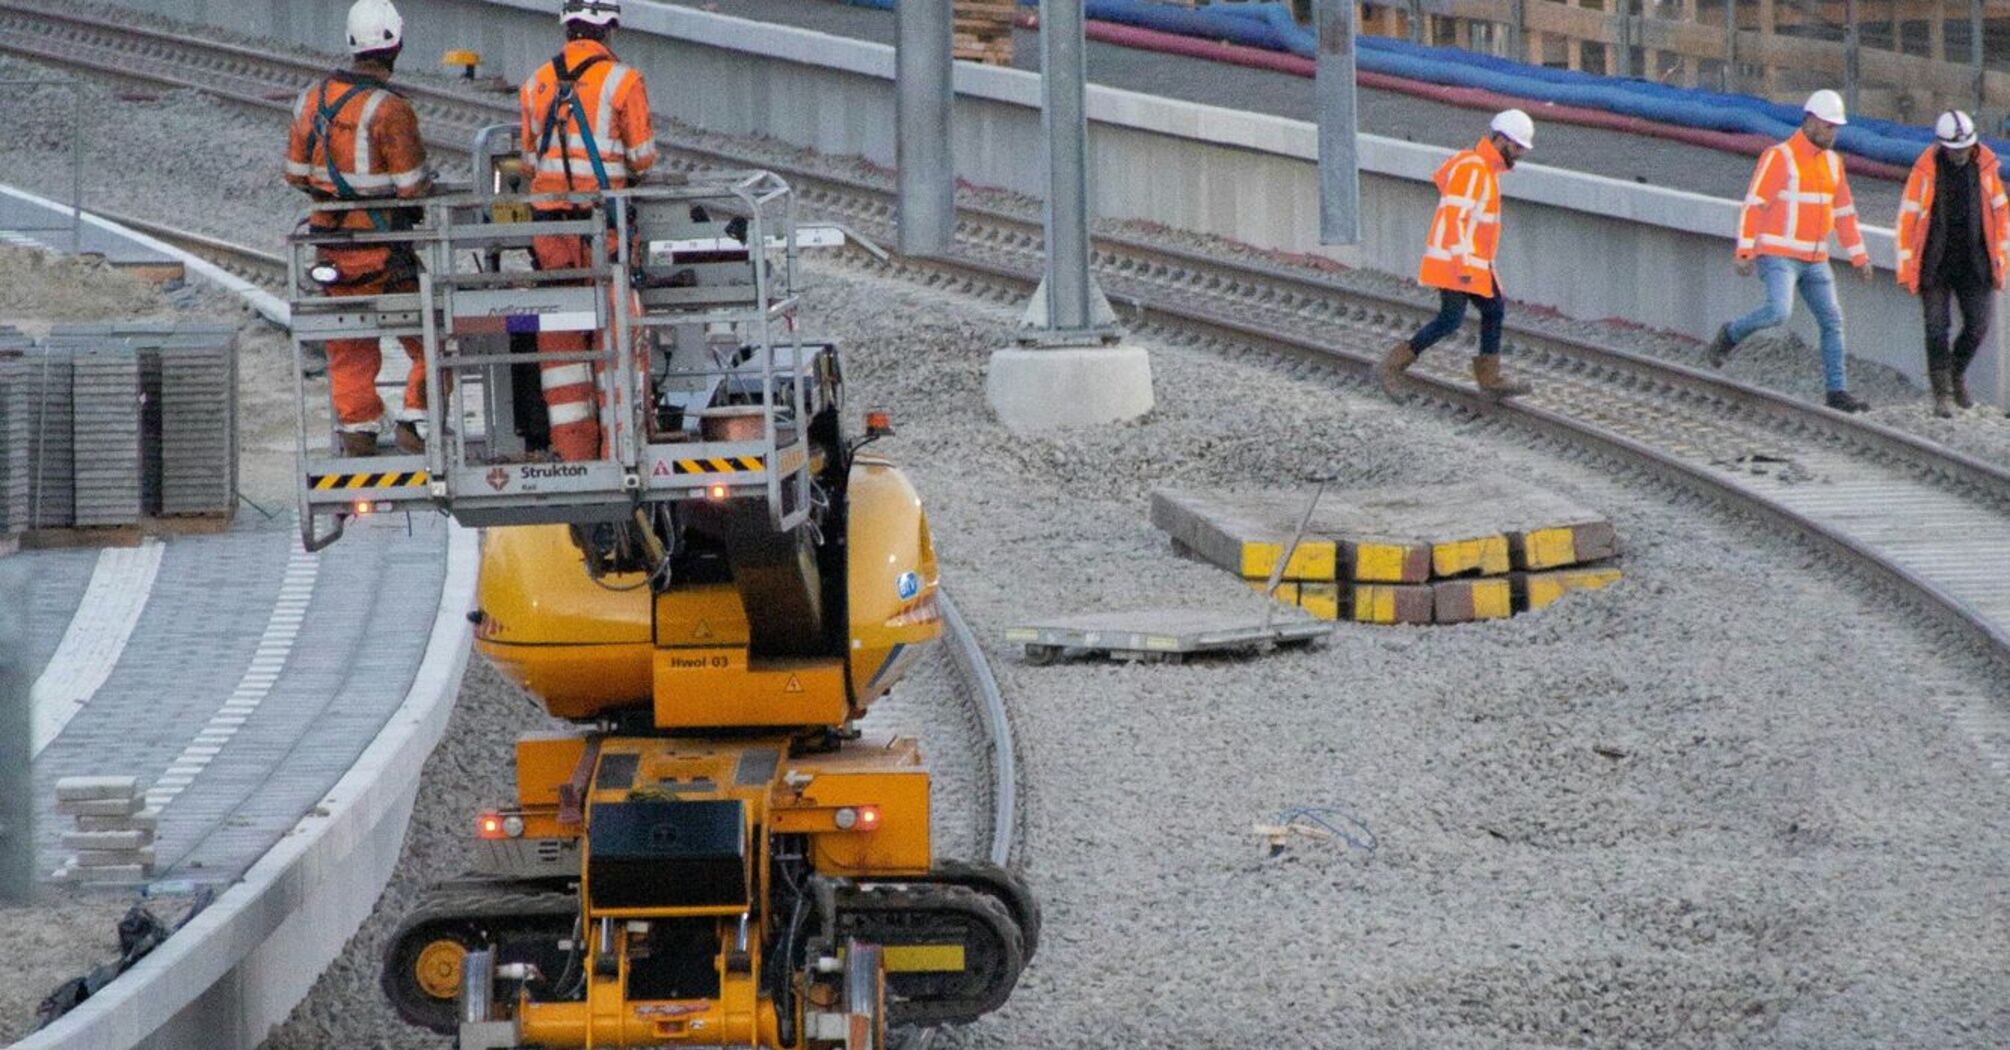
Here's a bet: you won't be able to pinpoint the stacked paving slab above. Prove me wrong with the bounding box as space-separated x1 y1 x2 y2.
52 776 158 883
1153 483 1622 625
0 323 237 541
0 327 31 538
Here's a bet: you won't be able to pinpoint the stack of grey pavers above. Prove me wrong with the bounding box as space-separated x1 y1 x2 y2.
3 322 239 538
0 326 31 537
52 776 157 883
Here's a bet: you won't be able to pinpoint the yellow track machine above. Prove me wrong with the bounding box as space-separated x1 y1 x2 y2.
286 134 1034 1048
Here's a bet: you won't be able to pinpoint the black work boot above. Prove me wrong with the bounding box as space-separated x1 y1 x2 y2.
1951 342 1976 409
1705 324 1737 368
1929 371 1955 418
1825 390 1871 413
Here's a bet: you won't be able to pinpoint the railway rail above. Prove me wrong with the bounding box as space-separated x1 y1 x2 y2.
4 0 2003 771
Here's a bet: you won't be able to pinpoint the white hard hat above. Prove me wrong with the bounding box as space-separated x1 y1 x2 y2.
561 0 621 25
1490 109 1535 150
1804 89 1848 126
346 0 403 54
1936 110 1979 149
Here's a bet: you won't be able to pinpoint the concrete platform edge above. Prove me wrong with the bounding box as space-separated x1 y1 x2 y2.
0 182 290 328
13 522 478 1050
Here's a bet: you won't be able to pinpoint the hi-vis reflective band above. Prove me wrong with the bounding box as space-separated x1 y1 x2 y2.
310 470 430 491
669 457 766 475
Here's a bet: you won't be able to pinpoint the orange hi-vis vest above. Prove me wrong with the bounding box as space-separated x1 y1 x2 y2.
284 70 428 229
518 39 657 206
1416 137 1508 297
1895 143 2010 292
1736 131 1868 266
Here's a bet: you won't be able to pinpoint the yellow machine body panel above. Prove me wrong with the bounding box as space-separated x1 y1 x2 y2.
845 456 943 712
474 527 654 719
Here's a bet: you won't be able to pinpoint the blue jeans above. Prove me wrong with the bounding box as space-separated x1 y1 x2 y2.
1408 287 1506 357
1726 255 1848 392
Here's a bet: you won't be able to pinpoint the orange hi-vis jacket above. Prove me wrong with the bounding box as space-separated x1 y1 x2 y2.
519 40 657 207
1895 144 2010 292
1416 137 1509 297
1736 131 1868 266
284 70 428 239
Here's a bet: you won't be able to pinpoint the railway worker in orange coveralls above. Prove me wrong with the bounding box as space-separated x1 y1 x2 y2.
1376 109 1537 402
517 0 657 462
1706 89 1875 414
284 0 435 457
1894 110 2010 418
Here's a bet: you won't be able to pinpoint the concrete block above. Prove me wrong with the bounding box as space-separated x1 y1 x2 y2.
985 345 1153 431
1295 582 1340 621
1345 539 1433 583
54 775 141 801
1431 534 1511 578
61 829 153 851
73 846 155 867
77 807 161 832
1515 566 1625 611
1434 577 1514 624
1510 520 1620 570
1154 490 1339 581
52 860 152 883
1349 584 1434 625
54 795 144 817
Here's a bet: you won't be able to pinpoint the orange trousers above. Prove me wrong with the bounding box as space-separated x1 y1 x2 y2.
530 232 603 462
322 258 428 433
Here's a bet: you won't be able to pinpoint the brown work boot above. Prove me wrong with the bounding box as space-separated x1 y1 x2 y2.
1929 371 1956 418
393 420 426 455
337 430 379 457
1375 340 1418 401
1472 354 1531 399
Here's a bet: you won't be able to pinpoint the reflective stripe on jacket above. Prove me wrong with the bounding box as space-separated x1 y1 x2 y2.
518 40 657 204
1416 137 1507 297
284 71 428 231
1736 131 1868 265
1896 143 2010 292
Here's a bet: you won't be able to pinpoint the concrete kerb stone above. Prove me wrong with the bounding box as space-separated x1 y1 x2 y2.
12 523 478 1050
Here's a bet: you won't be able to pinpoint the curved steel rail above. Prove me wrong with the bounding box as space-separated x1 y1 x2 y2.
7 0 1999 749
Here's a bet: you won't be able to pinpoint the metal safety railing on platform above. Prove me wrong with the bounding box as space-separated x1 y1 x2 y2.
286 154 832 551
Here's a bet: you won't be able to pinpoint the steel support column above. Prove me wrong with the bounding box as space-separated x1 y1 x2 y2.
1023 0 1119 343
1317 0 1362 246
896 0 954 258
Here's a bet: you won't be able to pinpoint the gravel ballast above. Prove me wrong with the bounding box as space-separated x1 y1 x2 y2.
0 36 2001 1050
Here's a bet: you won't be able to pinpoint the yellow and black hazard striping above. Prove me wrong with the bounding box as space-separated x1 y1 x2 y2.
309 470 431 491
670 457 767 475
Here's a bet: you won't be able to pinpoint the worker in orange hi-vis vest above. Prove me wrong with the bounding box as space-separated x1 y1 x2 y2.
517 0 657 462
1706 89 1876 414
1376 110 1536 402
285 0 435 458
1894 110 2010 417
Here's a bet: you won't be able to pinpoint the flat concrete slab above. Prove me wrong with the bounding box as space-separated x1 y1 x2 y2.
986 345 1154 431
1005 606 1330 663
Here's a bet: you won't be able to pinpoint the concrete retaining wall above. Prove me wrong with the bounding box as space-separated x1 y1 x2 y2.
109 0 2003 403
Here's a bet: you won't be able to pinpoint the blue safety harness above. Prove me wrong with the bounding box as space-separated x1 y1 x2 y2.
537 53 614 193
